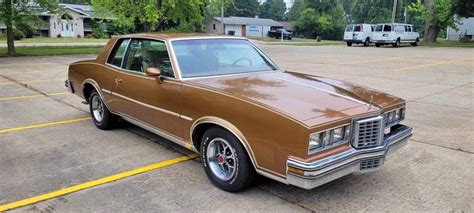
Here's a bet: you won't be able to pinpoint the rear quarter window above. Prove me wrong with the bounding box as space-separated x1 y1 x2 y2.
107 39 130 67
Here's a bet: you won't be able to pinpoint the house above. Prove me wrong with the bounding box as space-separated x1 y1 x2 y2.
447 17 474 41
0 3 110 38
205 16 283 37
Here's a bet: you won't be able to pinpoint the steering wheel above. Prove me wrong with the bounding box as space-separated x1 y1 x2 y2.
232 57 252 66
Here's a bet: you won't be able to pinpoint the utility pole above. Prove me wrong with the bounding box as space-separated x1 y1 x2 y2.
221 4 225 35
391 0 398 23
404 7 407 23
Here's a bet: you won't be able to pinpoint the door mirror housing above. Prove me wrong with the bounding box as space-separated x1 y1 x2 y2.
146 67 161 77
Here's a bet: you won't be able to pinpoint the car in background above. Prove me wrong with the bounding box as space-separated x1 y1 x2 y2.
343 24 375 46
373 23 420 47
268 28 292 40
66 33 412 192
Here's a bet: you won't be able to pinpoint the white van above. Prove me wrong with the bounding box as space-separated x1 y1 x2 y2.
372 23 420 47
343 24 375 46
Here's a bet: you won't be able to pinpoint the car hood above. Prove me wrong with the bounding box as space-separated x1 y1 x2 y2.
188 71 404 126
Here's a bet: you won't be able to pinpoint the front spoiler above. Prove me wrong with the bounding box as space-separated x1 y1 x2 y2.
286 124 412 190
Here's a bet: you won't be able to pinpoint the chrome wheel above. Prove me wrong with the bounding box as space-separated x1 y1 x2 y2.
206 138 236 181
91 95 104 122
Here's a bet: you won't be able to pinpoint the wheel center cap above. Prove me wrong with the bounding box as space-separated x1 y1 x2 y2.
217 155 225 164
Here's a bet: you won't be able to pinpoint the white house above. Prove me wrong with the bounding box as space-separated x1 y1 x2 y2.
0 3 109 38
447 17 474 41
205 16 283 37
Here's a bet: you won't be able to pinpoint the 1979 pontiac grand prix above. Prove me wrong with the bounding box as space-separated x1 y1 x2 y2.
66 33 412 192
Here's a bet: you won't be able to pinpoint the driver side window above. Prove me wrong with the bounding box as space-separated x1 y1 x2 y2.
123 39 174 78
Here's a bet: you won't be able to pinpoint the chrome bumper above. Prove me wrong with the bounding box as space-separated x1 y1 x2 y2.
287 124 412 190
65 79 74 93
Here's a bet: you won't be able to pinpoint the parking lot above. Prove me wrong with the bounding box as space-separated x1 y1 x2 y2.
0 44 473 212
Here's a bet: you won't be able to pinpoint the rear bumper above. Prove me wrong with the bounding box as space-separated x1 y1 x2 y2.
286 124 412 190
65 79 74 93
343 39 363 43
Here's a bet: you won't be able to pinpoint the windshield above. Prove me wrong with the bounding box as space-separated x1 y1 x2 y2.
172 39 278 78
345 25 353 32
375 25 383 32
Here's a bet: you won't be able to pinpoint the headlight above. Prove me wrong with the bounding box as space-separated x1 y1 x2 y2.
384 107 405 127
309 124 351 154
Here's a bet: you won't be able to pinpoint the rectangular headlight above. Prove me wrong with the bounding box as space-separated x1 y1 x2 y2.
309 124 350 154
384 107 405 127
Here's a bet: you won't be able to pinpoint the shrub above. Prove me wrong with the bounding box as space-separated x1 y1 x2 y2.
459 30 472 43
16 22 36 38
0 32 6 40
13 28 25 40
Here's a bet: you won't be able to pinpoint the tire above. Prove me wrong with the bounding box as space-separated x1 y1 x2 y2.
346 42 352 46
375 43 381 47
363 38 370 46
200 127 256 192
89 90 118 130
393 38 400 47
411 38 419 46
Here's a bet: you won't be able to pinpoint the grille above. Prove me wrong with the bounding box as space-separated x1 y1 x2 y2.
360 159 381 170
353 116 383 149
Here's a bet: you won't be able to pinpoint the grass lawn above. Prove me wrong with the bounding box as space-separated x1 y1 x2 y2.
420 40 474 48
0 46 103 57
0 37 109 44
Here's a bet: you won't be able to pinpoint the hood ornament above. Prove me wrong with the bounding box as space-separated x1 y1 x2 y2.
368 95 374 110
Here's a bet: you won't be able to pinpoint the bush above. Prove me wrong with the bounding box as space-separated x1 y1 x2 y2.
91 21 108 39
0 33 6 40
16 22 35 38
13 28 25 40
459 30 472 43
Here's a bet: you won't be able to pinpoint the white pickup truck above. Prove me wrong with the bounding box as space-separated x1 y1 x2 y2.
372 23 420 47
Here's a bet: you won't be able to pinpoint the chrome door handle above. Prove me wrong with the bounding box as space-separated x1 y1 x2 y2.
115 79 122 84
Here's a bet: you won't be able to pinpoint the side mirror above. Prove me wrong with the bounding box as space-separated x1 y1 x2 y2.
145 67 161 77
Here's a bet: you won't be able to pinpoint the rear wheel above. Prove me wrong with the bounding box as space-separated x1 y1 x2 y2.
363 38 370 46
200 127 256 192
346 42 352 46
89 90 118 130
411 38 419 46
393 38 400 47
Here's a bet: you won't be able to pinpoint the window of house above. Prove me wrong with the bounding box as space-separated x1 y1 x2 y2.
213 24 216 30
107 39 130 67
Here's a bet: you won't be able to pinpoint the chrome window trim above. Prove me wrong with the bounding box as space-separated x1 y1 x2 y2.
105 38 178 79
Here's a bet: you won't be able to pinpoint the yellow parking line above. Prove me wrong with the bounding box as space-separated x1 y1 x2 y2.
396 58 472 71
1 70 62 75
0 153 199 212
0 78 64 85
0 92 69 101
0 117 91 134
328 57 406 67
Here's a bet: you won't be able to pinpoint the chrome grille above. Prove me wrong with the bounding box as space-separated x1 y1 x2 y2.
360 159 381 170
353 116 383 149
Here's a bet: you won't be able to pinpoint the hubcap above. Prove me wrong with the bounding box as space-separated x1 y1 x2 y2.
91 95 104 122
207 138 236 181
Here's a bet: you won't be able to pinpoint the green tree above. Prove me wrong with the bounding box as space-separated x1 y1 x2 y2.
93 0 205 32
294 8 319 38
259 0 286 21
287 0 305 21
0 0 58 56
409 0 456 42
225 0 259 17
452 0 474 17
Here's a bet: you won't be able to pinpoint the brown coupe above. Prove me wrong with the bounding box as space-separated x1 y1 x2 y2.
66 33 412 191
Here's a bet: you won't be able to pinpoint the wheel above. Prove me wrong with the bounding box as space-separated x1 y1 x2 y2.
200 127 256 192
393 38 400 47
89 90 118 130
363 38 370 46
411 38 418 46
375 43 381 47
346 42 352 46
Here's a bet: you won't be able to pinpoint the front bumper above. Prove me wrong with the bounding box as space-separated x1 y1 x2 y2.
65 79 74 93
287 124 412 190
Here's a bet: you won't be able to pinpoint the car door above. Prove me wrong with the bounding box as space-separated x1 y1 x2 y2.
110 38 183 138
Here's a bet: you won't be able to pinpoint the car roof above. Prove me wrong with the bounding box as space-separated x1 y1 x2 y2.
114 33 247 41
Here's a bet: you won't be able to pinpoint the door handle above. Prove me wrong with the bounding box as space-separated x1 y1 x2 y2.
114 78 122 86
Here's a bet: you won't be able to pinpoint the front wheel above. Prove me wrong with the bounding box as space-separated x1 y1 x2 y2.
89 90 118 130
200 127 256 192
411 38 419 46
346 42 352 46
375 43 381 47
393 38 400 47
